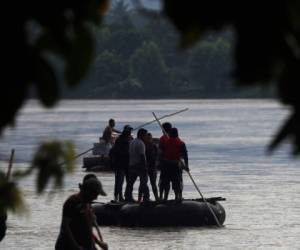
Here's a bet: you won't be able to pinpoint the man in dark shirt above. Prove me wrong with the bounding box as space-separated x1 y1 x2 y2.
110 125 133 202
144 132 159 201
158 122 172 200
55 175 107 250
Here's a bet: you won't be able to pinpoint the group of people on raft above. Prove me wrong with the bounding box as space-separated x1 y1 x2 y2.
54 119 190 250
103 118 189 203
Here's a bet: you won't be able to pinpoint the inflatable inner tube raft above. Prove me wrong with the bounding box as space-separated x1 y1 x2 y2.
93 197 226 227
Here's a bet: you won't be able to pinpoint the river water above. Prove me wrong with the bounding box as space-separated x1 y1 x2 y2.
0 99 299 250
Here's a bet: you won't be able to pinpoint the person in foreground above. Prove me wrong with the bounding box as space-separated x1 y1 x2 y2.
55 175 108 250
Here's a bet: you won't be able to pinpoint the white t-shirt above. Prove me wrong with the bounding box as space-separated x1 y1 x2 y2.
129 138 146 166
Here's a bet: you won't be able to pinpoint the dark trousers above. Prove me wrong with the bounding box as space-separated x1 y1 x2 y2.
114 169 126 198
125 166 149 200
159 163 170 199
162 161 183 197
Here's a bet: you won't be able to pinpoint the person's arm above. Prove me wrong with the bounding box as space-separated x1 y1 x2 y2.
112 128 121 134
93 231 108 250
94 236 108 250
92 213 108 250
180 143 189 171
139 141 147 169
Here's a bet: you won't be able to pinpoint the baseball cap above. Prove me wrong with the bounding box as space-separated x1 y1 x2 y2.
82 177 107 196
123 124 133 131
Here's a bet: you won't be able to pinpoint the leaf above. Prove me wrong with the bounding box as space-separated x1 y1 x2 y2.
31 141 75 194
0 173 27 214
34 55 59 107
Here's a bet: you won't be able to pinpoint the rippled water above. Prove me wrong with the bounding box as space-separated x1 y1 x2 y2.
0 99 299 250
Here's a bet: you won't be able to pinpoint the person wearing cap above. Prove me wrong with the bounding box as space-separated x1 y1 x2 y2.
109 125 133 202
55 175 108 250
81 174 108 250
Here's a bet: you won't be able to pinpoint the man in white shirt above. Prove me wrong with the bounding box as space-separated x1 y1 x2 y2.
124 128 150 202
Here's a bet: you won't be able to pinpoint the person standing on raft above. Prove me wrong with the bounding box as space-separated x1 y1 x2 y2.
110 125 133 202
163 127 189 201
158 122 172 200
124 128 150 202
139 132 159 201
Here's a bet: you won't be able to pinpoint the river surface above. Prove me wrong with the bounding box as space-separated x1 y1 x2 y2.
0 99 299 250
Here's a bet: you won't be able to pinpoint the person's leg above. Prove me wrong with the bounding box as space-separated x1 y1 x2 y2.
139 169 150 201
114 170 119 201
163 164 172 201
173 168 182 201
124 170 137 201
118 170 125 201
159 169 164 199
149 168 159 201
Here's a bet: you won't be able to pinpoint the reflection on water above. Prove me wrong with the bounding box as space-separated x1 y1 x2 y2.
0 100 299 250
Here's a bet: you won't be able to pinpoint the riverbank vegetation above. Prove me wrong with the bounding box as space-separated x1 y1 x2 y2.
62 1 274 99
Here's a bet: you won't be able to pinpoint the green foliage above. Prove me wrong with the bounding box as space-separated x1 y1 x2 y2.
0 141 75 214
94 50 128 91
130 41 169 95
12 141 75 189
0 173 26 215
29 141 76 194
80 8 273 99
187 38 232 94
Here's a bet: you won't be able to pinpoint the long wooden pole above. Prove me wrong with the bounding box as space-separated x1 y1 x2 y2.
6 149 15 180
151 112 222 227
133 108 188 131
186 171 222 227
58 147 94 167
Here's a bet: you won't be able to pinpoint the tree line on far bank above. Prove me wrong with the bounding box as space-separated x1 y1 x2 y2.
61 1 274 99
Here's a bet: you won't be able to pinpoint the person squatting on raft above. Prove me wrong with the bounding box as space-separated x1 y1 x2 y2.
162 127 189 201
158 122 172 200
138 132 159 201
124 128 150 202
55 174 108 250
110 125 133 202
